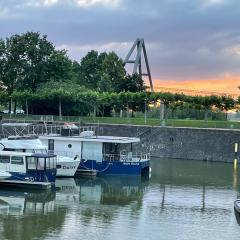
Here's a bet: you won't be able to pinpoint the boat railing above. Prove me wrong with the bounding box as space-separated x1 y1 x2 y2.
52 151 150 162
2 122 98 138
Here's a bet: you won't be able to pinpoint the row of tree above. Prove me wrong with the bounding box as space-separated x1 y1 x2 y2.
0 90 237 119
0 31 237 120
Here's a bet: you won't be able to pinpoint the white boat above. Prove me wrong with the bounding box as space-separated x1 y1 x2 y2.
1 122 150 176
38 124 150 176
0 136 80 177
0 150 57 189
0 171 11 180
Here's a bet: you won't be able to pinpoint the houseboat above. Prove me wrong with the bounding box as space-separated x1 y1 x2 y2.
0 151 57 189
0 135 80 177
38 125 150 176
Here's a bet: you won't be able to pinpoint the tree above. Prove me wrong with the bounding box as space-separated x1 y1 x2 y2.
16 32 56 92
79 50 102 89
0 31 73 93
115 73 146 93
216 96 235 120
98 52 126 92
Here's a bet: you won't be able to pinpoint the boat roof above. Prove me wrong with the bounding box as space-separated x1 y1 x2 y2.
0 151 55 157
0 138 46 150
0 151 35 156
39 135 140 143
31 153 56 158
2 123 33 127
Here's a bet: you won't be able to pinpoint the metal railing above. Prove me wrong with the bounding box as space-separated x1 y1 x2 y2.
52 151 150 162
1 122 98 138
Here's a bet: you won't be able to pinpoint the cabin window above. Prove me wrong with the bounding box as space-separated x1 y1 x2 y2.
0 155 10 163
48 139 54 152
37 158 45 170
57 164 61 169
11 156 24 165
46 157 56 169
51 157 56 169
27 157 37 170
68 144 72 148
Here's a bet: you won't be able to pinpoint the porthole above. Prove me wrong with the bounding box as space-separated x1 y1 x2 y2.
68 144 72 148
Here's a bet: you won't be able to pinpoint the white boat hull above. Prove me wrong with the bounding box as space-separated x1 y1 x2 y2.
56 160 80 177
0 171 11 180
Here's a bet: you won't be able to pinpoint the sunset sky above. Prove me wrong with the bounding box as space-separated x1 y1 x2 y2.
0 0 240 95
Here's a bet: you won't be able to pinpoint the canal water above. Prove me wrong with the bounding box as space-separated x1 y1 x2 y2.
0 158 240 240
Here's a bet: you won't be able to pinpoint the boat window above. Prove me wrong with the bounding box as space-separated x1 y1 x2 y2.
11 156 24 165
0 155 10 163
48 139 54 151
46 157 50 169
37 158 45 170
44 156 56 169
50 157 56 169
27 157 37 170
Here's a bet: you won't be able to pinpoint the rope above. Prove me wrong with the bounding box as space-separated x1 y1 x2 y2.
79 160 111 173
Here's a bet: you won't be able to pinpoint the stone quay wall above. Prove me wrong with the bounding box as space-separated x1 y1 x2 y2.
95 124 240 163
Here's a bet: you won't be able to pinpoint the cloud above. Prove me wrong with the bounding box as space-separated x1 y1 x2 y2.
0 0 240 92
57 41 131 60
155 75 240 97
75 0 121 8
201 0 226 8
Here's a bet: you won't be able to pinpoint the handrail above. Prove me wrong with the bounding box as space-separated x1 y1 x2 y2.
2 123 98 137
52 151 150 162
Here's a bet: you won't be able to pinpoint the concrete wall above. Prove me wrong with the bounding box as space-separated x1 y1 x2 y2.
1 120 239 163
96 124 240 163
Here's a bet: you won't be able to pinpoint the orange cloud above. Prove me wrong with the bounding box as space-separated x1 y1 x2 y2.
153 75 240 97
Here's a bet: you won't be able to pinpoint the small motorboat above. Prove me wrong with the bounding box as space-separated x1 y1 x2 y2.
0 151 57 190
0 171 11 180
234 199 240 213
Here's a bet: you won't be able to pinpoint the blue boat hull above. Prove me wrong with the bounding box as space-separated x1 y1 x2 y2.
0 170 57 189
78 160 150 175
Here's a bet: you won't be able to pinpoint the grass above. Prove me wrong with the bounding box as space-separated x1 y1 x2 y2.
3 114 240 129
80 117 240 129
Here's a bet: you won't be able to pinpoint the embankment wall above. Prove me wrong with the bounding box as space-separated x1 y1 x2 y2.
96 124 240 162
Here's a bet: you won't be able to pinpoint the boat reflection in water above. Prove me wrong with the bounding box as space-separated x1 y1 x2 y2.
0 188 66 240
76 175 149 205
0 189 56 215
0 175 149 239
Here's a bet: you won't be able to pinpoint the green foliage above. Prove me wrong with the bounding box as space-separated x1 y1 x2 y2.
78 51 146 93
0 31 73 93
0 31 238 119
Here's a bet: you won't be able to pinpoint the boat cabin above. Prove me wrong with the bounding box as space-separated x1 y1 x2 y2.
40 135 150 162
0 151 57 184
0 136 47 154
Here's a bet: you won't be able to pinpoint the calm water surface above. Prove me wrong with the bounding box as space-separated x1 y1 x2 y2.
0 158 240 240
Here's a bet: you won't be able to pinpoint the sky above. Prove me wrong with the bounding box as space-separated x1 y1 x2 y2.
0 0 240 95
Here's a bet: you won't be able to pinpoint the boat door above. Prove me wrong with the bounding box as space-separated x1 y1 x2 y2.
9 156 26 173
48 139 54 154
0 155 10 171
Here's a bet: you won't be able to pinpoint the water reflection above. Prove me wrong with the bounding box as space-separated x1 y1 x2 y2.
0 159 240 240
76 176 149 205
0 188 66 240
150 159 239 214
